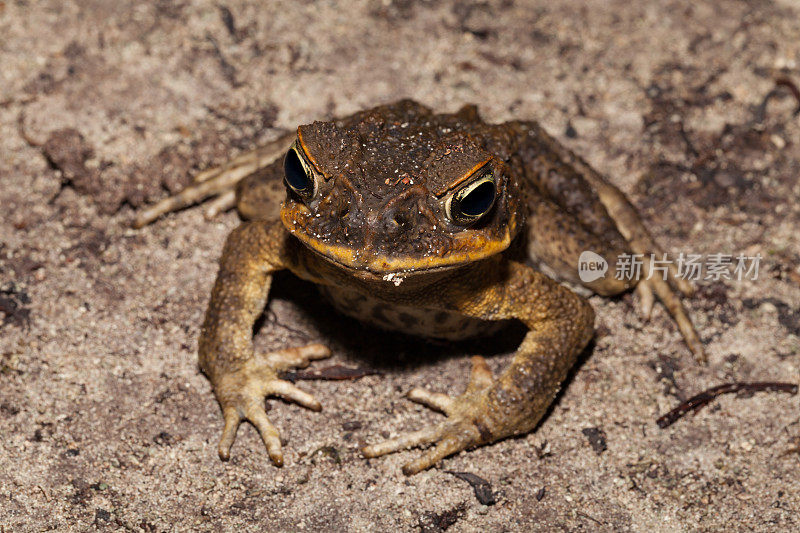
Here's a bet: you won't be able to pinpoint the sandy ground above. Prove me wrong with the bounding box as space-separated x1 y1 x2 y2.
2 0 800 531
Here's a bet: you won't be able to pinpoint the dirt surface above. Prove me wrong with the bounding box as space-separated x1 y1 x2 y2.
2 0 800 531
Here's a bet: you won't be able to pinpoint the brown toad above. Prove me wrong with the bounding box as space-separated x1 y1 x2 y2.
137 100 702 474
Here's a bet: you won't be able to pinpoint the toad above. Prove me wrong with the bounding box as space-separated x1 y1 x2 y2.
136 100 702 474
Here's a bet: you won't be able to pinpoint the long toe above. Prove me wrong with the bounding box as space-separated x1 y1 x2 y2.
267 380 322 411
245 405 285 466
263 343 332 370
407 388 455 414
362 424 445 458
401 434 470 476
218 406 243 461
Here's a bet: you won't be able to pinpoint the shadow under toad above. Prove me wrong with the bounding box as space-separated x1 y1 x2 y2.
258 270 530 373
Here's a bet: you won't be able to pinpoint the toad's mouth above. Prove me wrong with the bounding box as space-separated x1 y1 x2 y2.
280 204 517 277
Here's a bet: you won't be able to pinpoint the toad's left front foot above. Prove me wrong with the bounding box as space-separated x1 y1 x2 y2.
363 356 500 475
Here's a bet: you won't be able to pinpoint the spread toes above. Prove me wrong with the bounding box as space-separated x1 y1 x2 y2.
362 356 494 475
214 344 330 465
362 421 481 475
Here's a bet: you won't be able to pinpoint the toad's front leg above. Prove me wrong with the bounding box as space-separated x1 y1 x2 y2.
199 221 330 465
363 261 595 474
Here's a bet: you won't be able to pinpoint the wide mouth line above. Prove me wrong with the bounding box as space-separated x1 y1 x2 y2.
301 237 471 276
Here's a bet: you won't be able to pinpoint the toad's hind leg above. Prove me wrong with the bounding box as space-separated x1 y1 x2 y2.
510 121 704 360
234 163 287 221
133 132 293 227
511 121 692 294
525 192 633 297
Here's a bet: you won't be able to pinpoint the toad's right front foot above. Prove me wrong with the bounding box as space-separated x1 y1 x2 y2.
213 343 331 465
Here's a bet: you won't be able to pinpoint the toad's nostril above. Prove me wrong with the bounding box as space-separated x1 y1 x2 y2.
393 212 410 228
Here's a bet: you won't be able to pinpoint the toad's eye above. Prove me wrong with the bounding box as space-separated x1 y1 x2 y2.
283 143 316 199
446 174 496 224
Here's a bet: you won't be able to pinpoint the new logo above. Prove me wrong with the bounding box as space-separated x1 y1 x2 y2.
578 251 608 283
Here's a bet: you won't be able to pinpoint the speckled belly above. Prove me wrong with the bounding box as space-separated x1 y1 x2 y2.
318 285 505 340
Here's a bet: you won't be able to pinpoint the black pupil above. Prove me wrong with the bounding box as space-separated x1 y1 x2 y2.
284 149 311 193
458 181 495 218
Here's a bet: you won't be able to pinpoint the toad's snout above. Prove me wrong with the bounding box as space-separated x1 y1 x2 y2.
374 184 436 236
